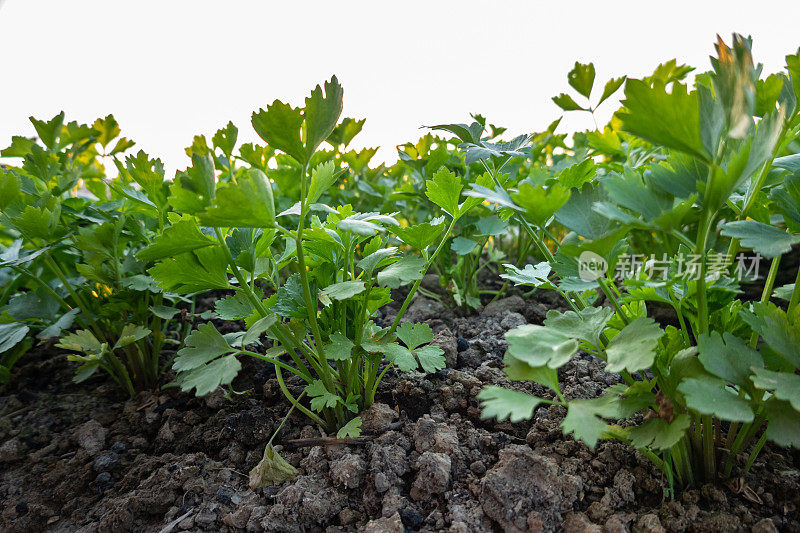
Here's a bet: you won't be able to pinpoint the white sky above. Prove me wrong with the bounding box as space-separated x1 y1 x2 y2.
1 0 800 173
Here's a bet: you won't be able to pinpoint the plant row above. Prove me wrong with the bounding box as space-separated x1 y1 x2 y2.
0 34 798 492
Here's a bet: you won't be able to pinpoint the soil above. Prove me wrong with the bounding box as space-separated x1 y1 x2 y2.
1 280 798 532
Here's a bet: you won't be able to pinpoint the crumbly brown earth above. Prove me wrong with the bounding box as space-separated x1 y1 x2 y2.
1 285 798 532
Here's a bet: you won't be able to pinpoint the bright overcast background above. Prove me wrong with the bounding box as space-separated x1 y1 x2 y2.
1 0 800 173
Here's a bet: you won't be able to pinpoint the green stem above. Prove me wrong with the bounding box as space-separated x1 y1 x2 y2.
598 278 630 326
43 254 106 342
742 430 768 476
389 218 457 335
723 412 766 477
787 265 800 314
750 255 780 348
693 210 716 336
701 414 715 481
274 365 327 428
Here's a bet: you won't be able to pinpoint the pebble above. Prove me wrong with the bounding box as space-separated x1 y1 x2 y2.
400 507 425 529
216 486 237 505
111 441 127 454
469 460 486 475
75 420 108 455
93 452 119 473
456 337 469 352
94 472 113 493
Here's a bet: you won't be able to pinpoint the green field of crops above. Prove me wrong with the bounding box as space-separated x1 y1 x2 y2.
1 34 799 532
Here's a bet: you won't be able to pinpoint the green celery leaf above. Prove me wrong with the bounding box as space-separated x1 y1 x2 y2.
169 152 216 214
597 76 626 106
426 168 462 218
212 121 238 158
321 280 365 301
1 136 35 157
552 93 586 111
137 218 216 262
305 380 341 411
500 262 552 287
475 215 508 236
215 290 257 320
751 368 800 410
605 317 664 373
271 274 308 319
619 80 709 162
697 332 762 392
112 324 151 351
325 332 354 361
451 237 478 255
763 398 800 448
150 305 180 320
544 306 614 348
304 76 344 158
148 247 231 293
173 323 236 372
377 256 425 288
393 220 445 251
120 274 162 293
30 112 64 149
720 220 800 259
741 303 800 367
561 399 612 448
357 247 397 276
251 100 306 164
177 354 241 396
0 170 21 209
513 182 571 226
396 322 434 351
465 183 520 211
198 169 275 228
568 62 595 98
10 206 57 240
427 122 483 144
56 329 102 355
770 174 800 233
307 160 339 204
678 376 755 422
554 183 611 240
556 159 596 189
377 342 417 371
38 308 80 339
126 150 166 200
627 414 691 451
504 324 580 369
336 417 362 438
242 314 277 347
773 283 795 301
503 352 561 394
0 323 31 353
414 345 446 373
477 386 544 423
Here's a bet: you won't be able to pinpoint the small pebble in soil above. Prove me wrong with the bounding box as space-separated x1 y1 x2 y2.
92 452 119 473
400 507 425 529
456 337 469 352
94 472 113 494
470 460 487 475
111 441 127 454
216 486 239 505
